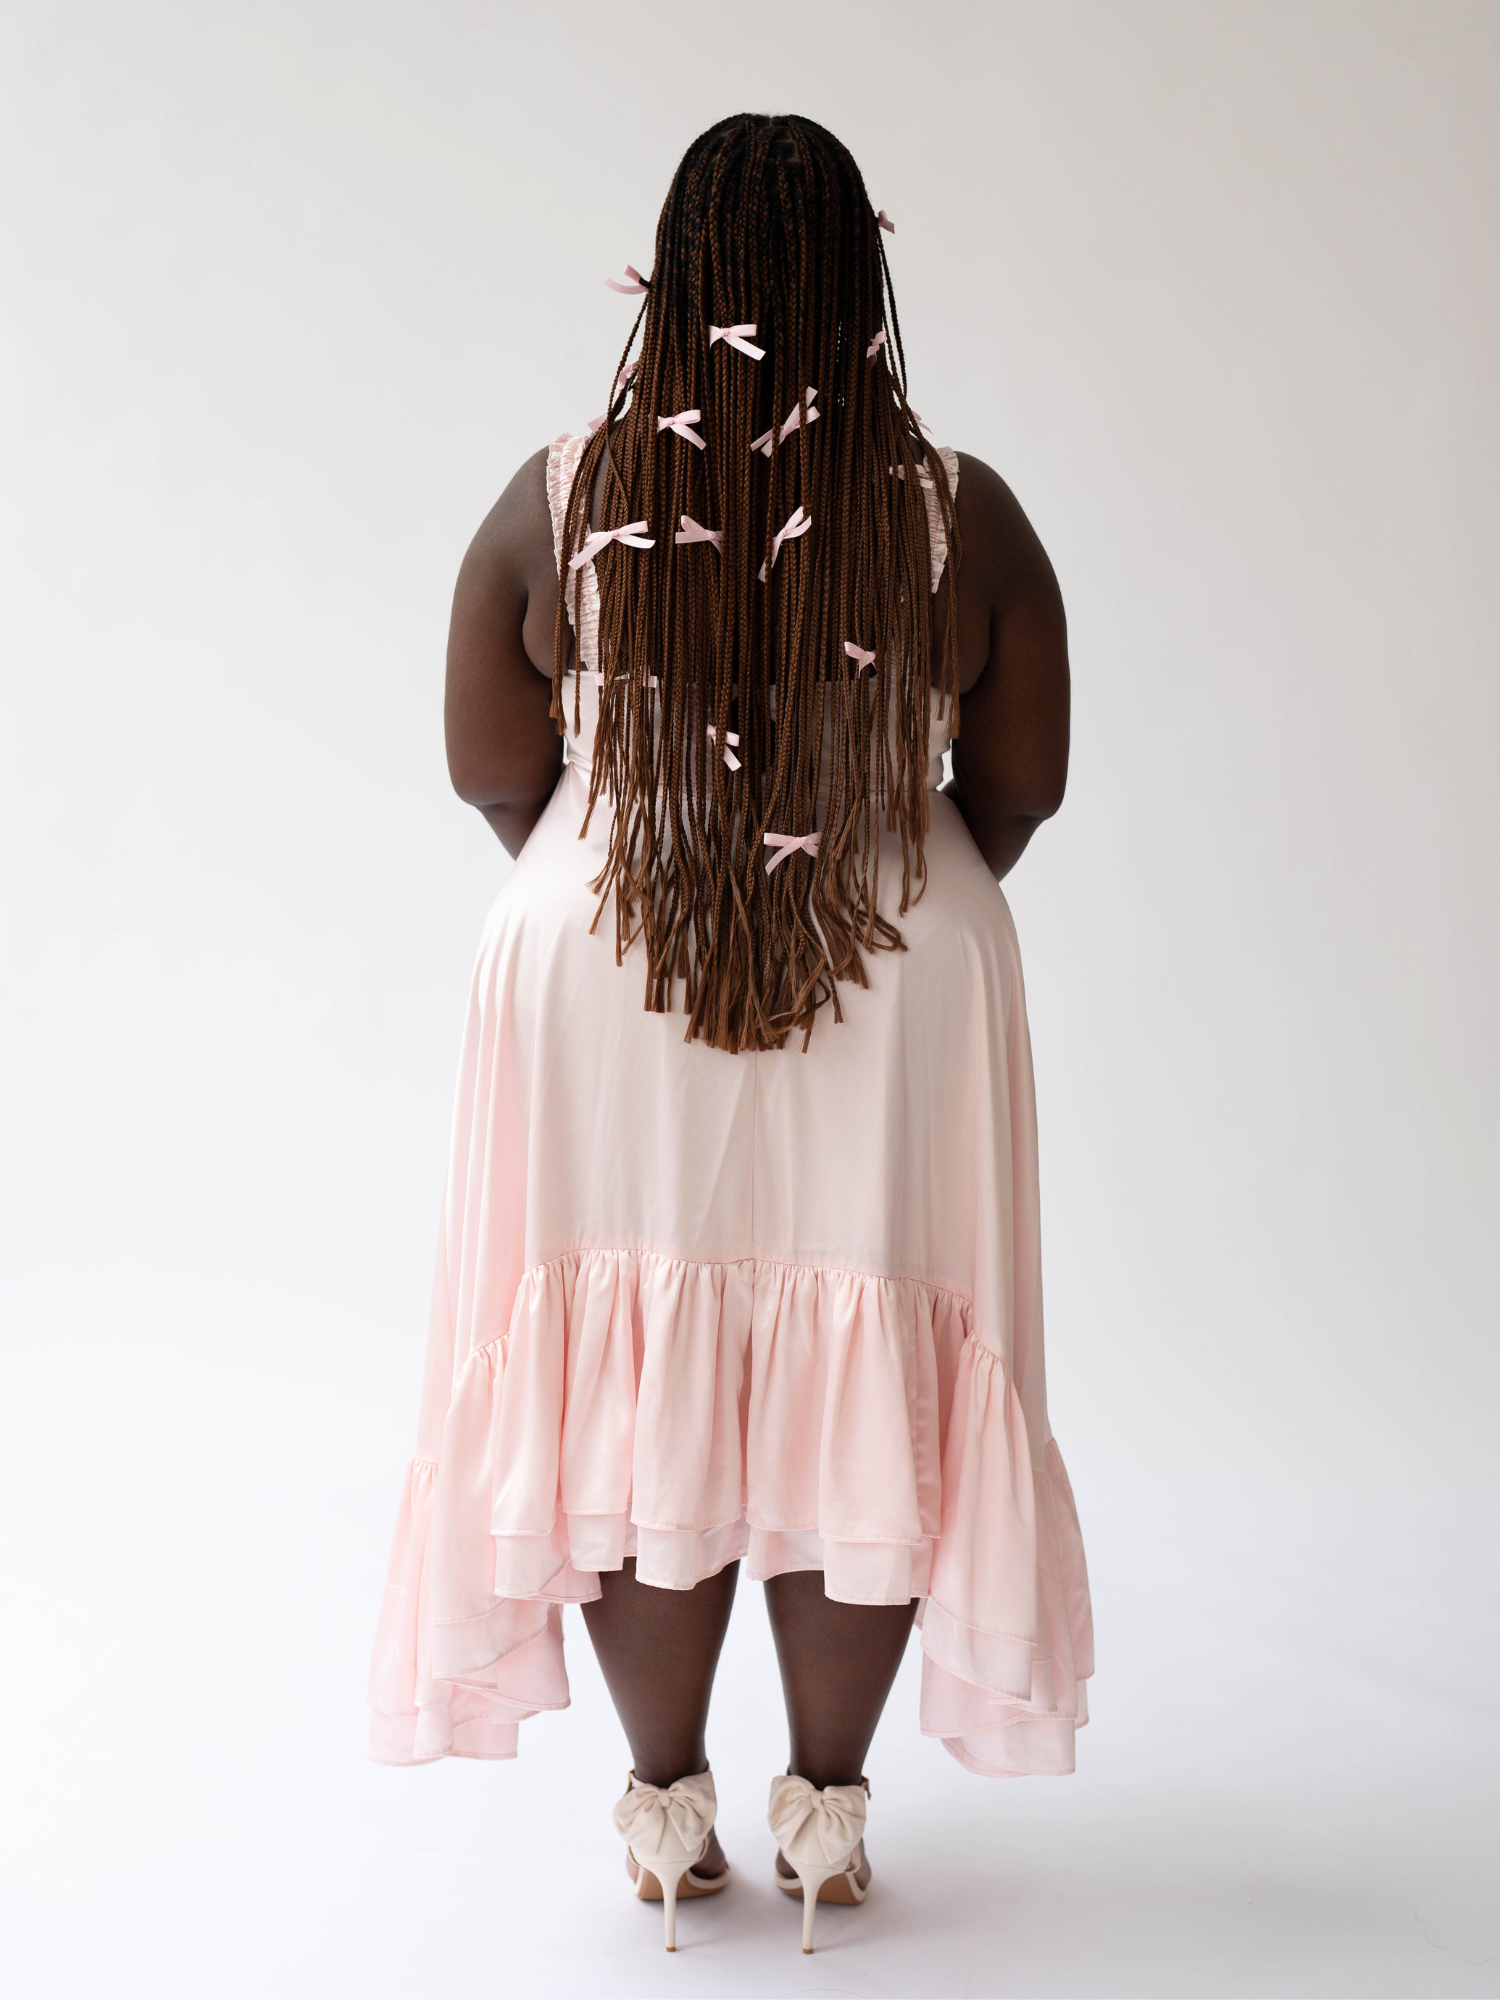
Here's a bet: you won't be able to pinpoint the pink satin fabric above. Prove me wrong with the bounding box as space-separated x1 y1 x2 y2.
366 433 1094 1778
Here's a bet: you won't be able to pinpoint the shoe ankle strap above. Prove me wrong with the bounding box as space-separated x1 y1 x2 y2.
785 1768 870 1797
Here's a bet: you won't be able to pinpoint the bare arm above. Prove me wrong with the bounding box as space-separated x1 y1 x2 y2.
939 454 1071 879
444 447 566 856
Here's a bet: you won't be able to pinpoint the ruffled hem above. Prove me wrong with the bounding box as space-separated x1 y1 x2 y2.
368 1249 1092 1775
918 1439 1094 1775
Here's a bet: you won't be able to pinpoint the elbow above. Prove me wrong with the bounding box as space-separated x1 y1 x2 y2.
446 744 499 809
1014 737 1070 821
952 748 1068 827
1029 763 1068 822
446 743 562 816
449 762 499 812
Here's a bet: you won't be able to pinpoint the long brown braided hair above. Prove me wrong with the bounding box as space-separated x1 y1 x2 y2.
553 114 958 1053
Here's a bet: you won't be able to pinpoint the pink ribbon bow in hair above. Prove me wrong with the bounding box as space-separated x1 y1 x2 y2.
867 328 887 360
675 516 722 549
757 505 811 582
763 829 820 874
709 323 766 360
658 409 707 449
752 389 819 457
568 521 655 571
877 209 895 233
706 726 741 771
844 641 876 672
605 264 649 294
889 462 935 489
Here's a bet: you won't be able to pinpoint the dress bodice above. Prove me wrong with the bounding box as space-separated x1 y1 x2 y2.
545 431 959 793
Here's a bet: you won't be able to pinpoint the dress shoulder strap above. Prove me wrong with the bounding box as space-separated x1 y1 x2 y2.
545 433 585 567
924 446 960 594
545 432 599 670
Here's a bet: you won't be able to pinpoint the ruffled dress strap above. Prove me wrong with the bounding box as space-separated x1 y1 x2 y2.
546 433 601 673
923 445 960 594
922 446 960 765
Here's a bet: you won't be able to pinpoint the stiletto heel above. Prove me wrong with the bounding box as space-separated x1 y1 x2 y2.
611 1768 728 1951
660 1868 681 1953
768 1772 871 1953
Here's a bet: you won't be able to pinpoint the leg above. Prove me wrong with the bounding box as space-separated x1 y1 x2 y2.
581 1557 739 1877
763 1570 917 1885
764 1569 916 1786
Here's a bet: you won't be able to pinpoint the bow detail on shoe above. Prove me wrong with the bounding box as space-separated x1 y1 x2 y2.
613 1770 718 1869
767 1774 868 1875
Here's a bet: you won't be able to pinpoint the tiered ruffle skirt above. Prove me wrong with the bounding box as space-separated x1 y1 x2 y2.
368 758 1093 1777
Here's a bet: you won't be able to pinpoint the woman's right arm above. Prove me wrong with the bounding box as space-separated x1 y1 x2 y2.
444 448 565 857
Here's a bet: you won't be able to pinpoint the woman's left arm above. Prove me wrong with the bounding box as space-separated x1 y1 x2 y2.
444 448 565 856
939 454 1071 881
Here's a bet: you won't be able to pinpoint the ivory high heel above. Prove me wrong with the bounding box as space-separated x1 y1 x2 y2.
611 1768 728 1951
768 1772 871 1953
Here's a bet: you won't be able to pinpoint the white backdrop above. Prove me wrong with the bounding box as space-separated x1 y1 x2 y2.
2 4 1496 1995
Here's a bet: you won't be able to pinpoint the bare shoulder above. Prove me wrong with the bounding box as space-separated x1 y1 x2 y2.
935 451 1064 696
450 445 561 682
951 450 1063 611
456 444 556 594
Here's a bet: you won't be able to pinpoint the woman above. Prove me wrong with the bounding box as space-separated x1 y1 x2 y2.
368 113 1092 1954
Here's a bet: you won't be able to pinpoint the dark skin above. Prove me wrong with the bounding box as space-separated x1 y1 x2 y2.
446 447 1070 1877
444 446 1071 868
581 1562 918 1885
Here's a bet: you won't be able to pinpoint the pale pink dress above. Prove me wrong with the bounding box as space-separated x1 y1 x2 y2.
367 435 1094 1776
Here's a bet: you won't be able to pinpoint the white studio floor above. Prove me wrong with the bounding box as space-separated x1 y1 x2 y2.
4 1268 1496 2000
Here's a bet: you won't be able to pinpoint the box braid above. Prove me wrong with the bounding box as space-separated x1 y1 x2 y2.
553 113 958 1053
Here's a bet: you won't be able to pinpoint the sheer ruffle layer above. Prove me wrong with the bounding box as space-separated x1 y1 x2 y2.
368 1248 1091 1773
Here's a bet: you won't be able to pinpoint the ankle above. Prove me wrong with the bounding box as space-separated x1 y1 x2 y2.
630 1750 709 1789
787 1758 867 1791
